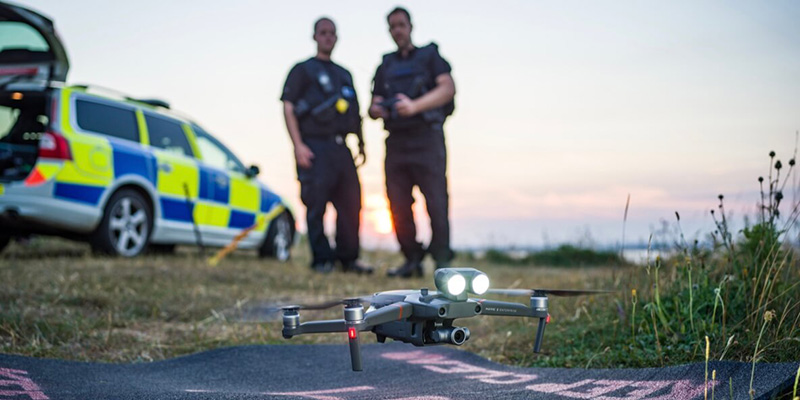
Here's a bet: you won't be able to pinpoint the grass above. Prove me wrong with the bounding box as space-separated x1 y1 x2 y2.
0 237 621 365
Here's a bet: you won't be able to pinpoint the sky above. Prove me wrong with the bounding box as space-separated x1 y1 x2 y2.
14 0 800 250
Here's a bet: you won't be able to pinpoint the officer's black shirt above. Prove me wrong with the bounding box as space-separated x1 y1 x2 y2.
372 44 451 133
281 58 359 138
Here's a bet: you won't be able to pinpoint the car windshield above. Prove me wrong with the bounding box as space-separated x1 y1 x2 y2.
0 21 50 60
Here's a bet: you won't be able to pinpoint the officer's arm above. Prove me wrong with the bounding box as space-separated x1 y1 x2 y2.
368 66 386 120
283 101 314 169
368 95 386 120
283 101 303 148
396 73 455 117
415 73 455 112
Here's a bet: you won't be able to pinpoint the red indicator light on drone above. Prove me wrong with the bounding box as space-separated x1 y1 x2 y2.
546 314 551 324
348 327 357 339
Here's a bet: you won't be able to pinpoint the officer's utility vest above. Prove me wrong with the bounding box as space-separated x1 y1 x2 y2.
380 43 454 132
294 58 360 137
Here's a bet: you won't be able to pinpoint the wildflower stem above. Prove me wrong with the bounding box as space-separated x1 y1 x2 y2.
631 289 637 345
730 377 733 400
705 336 710 400
652 260 673 335
689 262 697 338
712 370 716 400
793 364 799 400
750 312 774 400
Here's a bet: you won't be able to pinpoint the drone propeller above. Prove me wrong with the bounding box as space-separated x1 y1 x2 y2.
486 288 616 297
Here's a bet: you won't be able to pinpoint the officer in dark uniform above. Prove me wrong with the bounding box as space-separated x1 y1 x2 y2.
281 17 372 274
368 7 456 277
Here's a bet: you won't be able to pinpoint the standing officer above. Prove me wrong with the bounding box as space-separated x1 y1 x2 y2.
368 7 456 277
281 17 372 274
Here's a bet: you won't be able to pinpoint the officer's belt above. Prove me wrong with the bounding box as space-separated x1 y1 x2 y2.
302 133 346 144
387 122 443 135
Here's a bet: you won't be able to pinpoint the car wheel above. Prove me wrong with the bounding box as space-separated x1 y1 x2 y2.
91 188 152 257
0 235 10 254
259 211 294 261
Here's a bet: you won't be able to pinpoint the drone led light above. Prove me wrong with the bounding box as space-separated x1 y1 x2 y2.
434 269 468 300
471 273 490 295
446 274 466 296
434 268 491 300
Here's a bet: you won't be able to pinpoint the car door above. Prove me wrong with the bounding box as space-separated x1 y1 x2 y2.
0 2 69 91
143 112 213 244
191 124 264 248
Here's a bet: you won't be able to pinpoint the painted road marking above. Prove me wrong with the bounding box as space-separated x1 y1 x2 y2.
185 386 452 400
382 351 717 400
0 367 49 399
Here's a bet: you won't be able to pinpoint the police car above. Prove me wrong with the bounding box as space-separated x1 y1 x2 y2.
0 1 295 258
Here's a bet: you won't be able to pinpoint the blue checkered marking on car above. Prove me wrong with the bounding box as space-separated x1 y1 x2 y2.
198 166 229 204
198 166 214 201
213 173 229 204
229 210 255 229
112 142 157 185
54 183 104 205
260 188 281 213
160 197 194 223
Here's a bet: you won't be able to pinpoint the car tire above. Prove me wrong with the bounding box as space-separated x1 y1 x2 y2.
0 235 10 254
91 188 152 257
259 211 294 261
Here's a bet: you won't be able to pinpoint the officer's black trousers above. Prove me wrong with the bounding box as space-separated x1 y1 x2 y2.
385 127 454 265
297 137 361 266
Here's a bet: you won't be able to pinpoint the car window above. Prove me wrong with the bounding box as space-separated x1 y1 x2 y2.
75 99 139 142
145 114 193 157
192 125 245 173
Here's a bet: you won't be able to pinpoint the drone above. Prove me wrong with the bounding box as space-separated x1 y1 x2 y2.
280 268 612 371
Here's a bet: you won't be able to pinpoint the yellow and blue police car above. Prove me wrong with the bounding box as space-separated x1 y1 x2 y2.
0 1 294 258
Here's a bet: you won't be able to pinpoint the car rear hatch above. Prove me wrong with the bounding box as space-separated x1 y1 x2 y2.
0 91 51 181
0 1 69 91
0 2 67 182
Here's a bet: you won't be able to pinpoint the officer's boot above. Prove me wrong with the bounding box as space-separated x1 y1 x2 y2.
386 260 423 278
311 261 334 274
342 259 374 275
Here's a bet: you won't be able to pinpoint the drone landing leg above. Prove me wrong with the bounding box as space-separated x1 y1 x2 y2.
348 328 362 371
533 315 548 353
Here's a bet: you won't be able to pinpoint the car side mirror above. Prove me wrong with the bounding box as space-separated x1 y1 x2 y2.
246 165 260 178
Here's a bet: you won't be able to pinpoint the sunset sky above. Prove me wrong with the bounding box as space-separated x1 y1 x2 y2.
19 0 800 249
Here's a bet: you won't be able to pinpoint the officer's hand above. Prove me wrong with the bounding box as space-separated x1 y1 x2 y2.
394 94 418 117
369 96 386 119
294 143 315 169
354 145 366 168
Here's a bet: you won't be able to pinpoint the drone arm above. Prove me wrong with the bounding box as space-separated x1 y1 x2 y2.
478 299 549 352
286 319 347 337
361 302 413 330
476 300 533 317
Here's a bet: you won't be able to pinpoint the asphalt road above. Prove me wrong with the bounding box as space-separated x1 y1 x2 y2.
0 343 796 399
